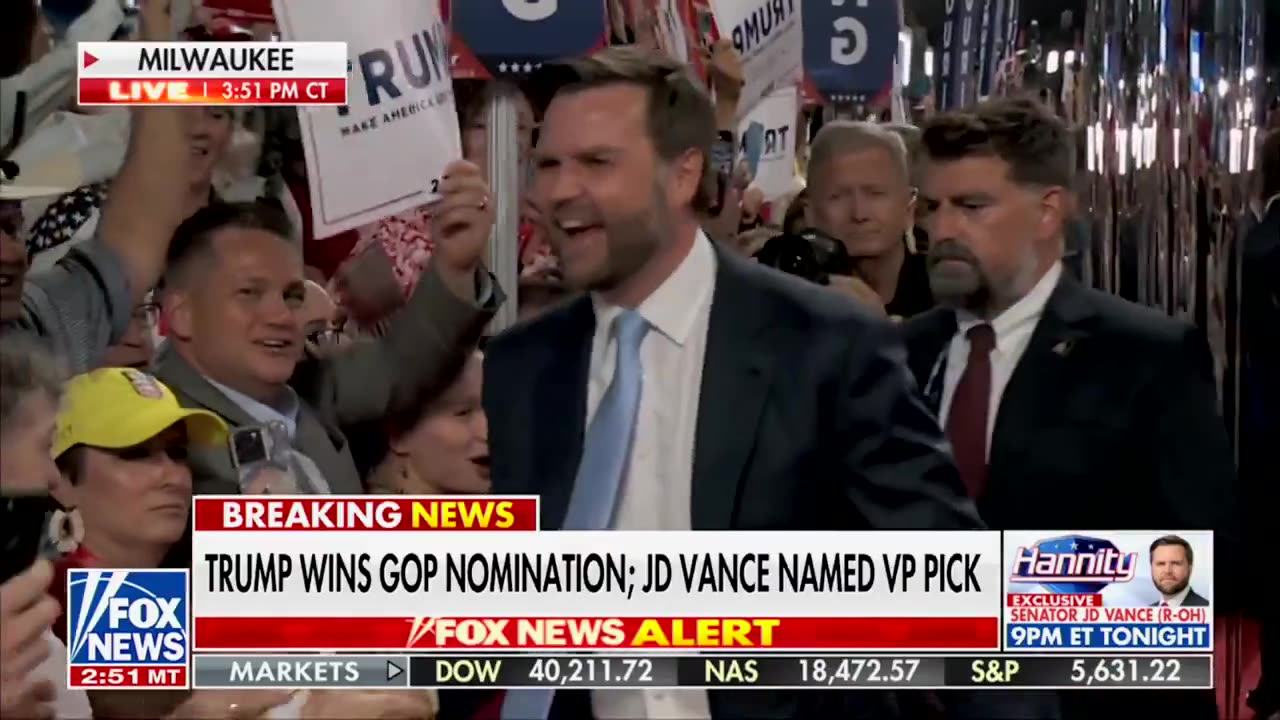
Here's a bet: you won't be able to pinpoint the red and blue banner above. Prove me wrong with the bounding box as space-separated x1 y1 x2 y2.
800 0 899 105
446 0 610 79
936 0 984 110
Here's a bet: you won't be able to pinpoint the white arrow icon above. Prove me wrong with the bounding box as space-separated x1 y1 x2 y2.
386 660 404 682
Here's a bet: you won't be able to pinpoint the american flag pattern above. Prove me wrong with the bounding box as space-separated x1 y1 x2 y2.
27 182 110 258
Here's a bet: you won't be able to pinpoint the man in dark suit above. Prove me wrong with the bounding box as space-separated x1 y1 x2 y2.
154 163 500 496
1147 535 1209 607
905 97 1239 720
1243 129 1280 720
481 47 981 720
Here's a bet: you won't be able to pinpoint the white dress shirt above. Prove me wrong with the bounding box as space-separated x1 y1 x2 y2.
940 261 1063 452
1159 585 1192 607
585 232 715 720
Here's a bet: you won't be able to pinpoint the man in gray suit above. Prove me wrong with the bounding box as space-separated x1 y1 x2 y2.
153 158 500 495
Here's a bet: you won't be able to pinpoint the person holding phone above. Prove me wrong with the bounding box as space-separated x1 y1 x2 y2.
700 39 745 245
0 332 86 720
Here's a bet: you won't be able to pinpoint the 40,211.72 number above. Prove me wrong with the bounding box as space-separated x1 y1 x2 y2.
528 657 656 685
798 658 922 685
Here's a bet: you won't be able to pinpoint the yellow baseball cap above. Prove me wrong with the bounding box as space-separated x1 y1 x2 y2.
54 368 229 459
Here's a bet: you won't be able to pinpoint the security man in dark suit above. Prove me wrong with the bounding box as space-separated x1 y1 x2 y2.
1243 129 1280 720
904 97 1240 720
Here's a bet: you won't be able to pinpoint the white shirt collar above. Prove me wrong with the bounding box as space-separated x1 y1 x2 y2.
206 377 301 438
956 261 1063 349
591 230 717 346
1162 585 1191 607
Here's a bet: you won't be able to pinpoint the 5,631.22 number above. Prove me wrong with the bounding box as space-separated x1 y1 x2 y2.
1070 657 1182 685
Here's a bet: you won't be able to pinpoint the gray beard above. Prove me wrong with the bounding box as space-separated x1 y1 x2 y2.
928 264 989 313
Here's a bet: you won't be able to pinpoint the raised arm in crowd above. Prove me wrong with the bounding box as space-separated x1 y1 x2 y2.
152 158 500 497
2 0 191 373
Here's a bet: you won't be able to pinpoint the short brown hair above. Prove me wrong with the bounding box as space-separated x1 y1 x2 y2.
1150 535 1194 565
921 97 1075 189
537 47 717 212
162 201 295 288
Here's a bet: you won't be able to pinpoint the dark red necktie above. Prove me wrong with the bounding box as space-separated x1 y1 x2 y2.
946 324 996 497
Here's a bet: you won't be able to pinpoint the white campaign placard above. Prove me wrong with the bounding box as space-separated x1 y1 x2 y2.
655 0 692 64
737 85 799 201
711 0 803 119
272 0 461 236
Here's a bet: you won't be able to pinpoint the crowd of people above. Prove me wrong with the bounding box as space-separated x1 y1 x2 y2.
2 1 1279 719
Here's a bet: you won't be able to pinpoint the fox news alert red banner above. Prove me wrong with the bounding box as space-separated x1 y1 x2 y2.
76 41 348 105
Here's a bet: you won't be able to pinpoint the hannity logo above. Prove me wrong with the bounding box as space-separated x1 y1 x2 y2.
1009 535 1138 594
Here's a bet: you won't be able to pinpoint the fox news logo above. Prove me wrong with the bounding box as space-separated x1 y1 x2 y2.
1009 535 1139 593
67 569 188 683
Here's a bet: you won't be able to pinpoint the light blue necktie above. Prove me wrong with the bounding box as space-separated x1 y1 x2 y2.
501 310 649 720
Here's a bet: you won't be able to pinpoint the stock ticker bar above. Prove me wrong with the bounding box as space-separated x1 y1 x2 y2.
192 654 1212 690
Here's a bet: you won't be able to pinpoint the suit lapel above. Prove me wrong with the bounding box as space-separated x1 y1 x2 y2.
904 309 958 414
153 344 259 428
988 273 1095 491
691 250 777 530
151 346 251 495
534 298 595 531
293 410 360 493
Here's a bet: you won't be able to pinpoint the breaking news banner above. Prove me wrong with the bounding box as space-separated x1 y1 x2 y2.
76 41 348 106
1003 530 1214 652
188 496 1003 653
66 568 191 690
184 653 1212 690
